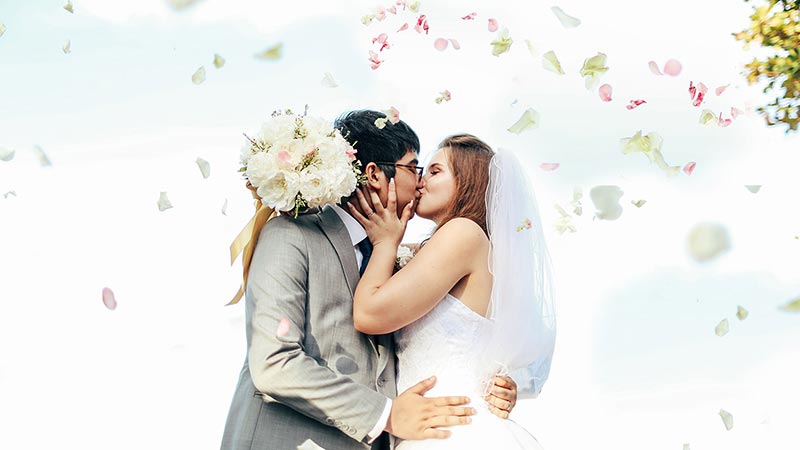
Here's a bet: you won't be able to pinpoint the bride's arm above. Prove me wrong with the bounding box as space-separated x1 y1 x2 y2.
348 187 488 334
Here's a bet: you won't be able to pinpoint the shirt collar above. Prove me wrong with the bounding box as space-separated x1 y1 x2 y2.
330 204 367 246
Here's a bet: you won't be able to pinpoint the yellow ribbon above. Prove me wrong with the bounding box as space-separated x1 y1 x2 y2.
227 196 276 306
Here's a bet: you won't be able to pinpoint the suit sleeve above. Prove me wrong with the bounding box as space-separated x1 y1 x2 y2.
246 217 388 444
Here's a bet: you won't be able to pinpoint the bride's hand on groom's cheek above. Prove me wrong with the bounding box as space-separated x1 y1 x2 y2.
384 376 476 440
486 376 517 419
349 179 413 247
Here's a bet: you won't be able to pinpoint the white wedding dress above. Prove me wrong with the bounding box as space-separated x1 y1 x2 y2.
394 293 544 450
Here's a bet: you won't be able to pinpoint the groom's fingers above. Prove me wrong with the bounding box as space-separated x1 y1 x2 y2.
486 394 512 412
432 395 471 407
421 428 451 439
406 375 437 395
426 414 472 429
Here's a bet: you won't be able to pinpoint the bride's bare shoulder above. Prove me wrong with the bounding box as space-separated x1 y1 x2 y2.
427 218 489 250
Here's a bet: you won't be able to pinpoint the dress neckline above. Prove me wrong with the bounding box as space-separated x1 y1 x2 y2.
443 293 490 322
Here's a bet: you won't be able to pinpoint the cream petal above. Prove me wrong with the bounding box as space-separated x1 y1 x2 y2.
255 43 282 60
490 28 513 56
167 0 204 10
590 185 624 221
213 53 225 68
196 157 211 179
33 145 52 166
779 296 800 312
631 199 647 208
157 191 173 211
745 185 762 193
0 147 15 162
542 50 565 74
550 6 581 28
64 1 74 13
507 108 540 134
0 22 6 38
719 409 734 431
687 223 731 262
221 198 228 216
62 39 71 54
736 305 749 321
191 66 206 84
715 318 729 337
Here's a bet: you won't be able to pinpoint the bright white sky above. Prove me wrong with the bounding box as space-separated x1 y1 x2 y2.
1 1 799 449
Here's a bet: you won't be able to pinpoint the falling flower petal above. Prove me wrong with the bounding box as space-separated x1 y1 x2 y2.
33 145 52 167
736 305 749 321
434 38 448 51
590 185 624 221
221 198 228 215
255 43 282 60
3 191 16 199
719 410 734 431
698 109 718 126
434 90 452 104
102 287 117 310
683 444 690 450
408 1 421 12
683 161 696 175
579 52 609 90
414 14 429 34
361 15 375 25
64 1 74 13
321 72 338 88
374 118 388 129
648 61 663 75
507 108 540 134
631 199 647 208
0 22 6 38
554 204 577 234
375 6 386 21
397 22 409 32
0 147 15 162
689 81 707 106
167 0 204 9
542 50 565 74
196 157 210 179
368 50 384 70
62 39 71 54
488 18 499 32
383 107 400 124
449 39 460 50
516 218 533 232
780 296 800 312
620 131 680 175
571 188 583 216
539 163 560 171
731 107 744 119
191 66 205 84
373 33 390 51
157 192 173 211
490 28 513 56
687 223 731 262
525 40 537 57
715 84 730 96
462 12 477 20
599 84 613 102
718 113 732 128
387 5 397 14
550 6 581 28
626 99 646 110
715 318 729 337
745 185 762 194
213 53 225 68
663 59 682 76
297 438 326 450
276 317 291 337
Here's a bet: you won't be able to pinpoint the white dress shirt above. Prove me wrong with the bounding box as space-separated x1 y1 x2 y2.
330 205 392 443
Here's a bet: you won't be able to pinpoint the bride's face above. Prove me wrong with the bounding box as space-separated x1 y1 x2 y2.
416 148 456 223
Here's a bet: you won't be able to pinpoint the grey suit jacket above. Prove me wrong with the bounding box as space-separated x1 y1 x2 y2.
221 206 397 450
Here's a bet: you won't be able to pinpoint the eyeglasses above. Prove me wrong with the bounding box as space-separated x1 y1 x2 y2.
374 162 425 182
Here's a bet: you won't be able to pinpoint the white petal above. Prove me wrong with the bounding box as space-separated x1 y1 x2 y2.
744 185 761 194
631 199 647 208
221 198 228 215
550 6 581 28
0 22 6 38
191 66 206 84
687 223 731 262
62 39 71 54
321 72 338 88
3 191 16 199
507 108 540 134
0 146 15 162
719 409 734 430
736 305 748 321
195 157 211 179
683 444 690 450
297 439 326 450
715 318 729 337
590 185 624 221
157 192 173 211
213 53 225 68
64 1 74 14
33 145 52 166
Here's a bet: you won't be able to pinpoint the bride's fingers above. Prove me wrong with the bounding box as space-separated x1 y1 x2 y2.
385 178 397 215
346 202 370 227
368 185 385 216
400 200 414 227
355 189 374 217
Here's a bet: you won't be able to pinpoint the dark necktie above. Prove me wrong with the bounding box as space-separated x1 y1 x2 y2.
357 238 373 275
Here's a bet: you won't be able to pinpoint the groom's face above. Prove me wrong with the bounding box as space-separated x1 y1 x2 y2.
366 149 422 218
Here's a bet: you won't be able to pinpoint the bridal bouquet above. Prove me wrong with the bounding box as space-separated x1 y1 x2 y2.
240 110 363 216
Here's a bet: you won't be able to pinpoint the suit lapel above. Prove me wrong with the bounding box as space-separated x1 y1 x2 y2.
315 206 360 298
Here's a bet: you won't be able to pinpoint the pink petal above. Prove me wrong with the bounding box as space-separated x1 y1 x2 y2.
663 58 682 76
276 318 290 337
368 51 383 70
731 107 744 119
462 12 477 20
718 113 732 127
539 163 560 171
488 18 499 32
599 84 613 102
102 287 117 310
683 161 696 175
689 81 696 99
434 38 448 51
648 61 663 75
415 14 429 34
373 33 388 45
388 5 397 14
449 38 460 50
692 91 705 107
715 84 730 96
397 22 409 32
626 99 647 110
698 82 708 94
375 6 386 21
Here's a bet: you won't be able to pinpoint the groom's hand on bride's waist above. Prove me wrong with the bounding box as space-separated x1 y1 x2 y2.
486 375 517 419
384 375 476 440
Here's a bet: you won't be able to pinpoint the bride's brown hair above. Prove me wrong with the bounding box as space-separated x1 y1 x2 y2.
435 134 495 237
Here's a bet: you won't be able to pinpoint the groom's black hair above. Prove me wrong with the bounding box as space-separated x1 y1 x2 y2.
334 109 420 180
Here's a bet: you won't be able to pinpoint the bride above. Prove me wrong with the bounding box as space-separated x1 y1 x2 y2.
347 134 557 449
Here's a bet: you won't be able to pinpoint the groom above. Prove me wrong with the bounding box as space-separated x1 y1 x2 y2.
221 110 519 450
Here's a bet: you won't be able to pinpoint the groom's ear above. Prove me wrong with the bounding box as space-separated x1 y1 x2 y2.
363 162 384 190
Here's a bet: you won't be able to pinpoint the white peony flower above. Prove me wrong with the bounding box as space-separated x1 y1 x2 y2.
256 169 301 212
396 245 415 268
